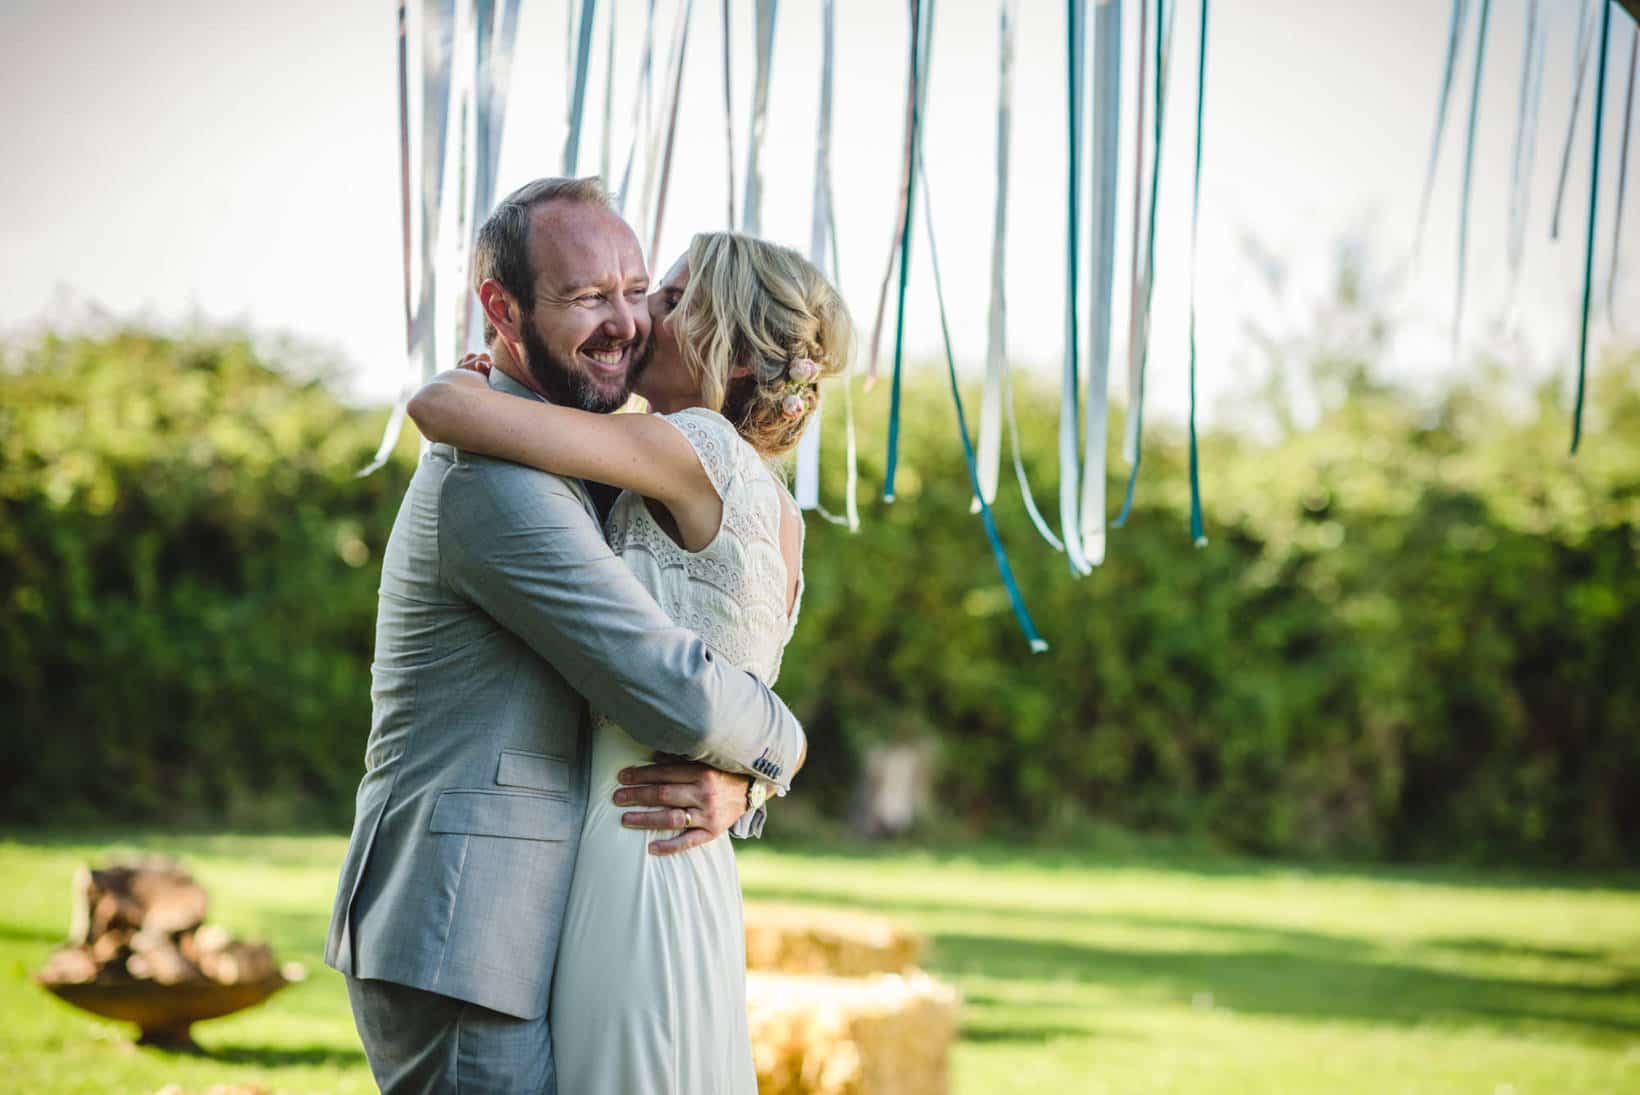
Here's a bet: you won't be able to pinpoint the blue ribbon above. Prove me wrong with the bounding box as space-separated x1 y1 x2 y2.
919 157 1049 653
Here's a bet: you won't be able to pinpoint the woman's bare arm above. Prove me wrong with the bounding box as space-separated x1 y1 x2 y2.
407 370 720 544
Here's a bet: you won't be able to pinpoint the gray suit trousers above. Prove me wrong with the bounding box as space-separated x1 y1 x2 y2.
347 974 554 1094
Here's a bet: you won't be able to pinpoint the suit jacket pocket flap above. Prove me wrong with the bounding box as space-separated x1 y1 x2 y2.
496 749 570 794
428 789 575 842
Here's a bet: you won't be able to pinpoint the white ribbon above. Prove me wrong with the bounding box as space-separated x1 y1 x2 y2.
1060 0 1092 575
563 0 598 175
974 0 1017 512
740 0 779 235
644 0 695 260
1081 0 1122 567
795 0 834 514
362 0 457 478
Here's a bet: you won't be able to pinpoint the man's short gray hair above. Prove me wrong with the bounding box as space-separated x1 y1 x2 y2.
471 176 615 342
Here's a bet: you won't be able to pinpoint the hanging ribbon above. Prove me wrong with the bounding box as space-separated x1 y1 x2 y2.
1414 0 1472 257
740 0 779 235
563 0 598 175
975 0 1017 513
362 0 457 477
919 156 1049 653
1114 0 1169 528
1506 0 1547 302
1121 0 1149 464
722 0 737 227
1082 0 1123 566
1060 0 1092 575
825 186 862 531
1452 0 1492 351
795 0 836 516
1608 27 1637 325
883 0 933 502
464 0 522 353
1573 0 1615 454
600 1 616 184
1119 0 1178 489
866 0 937 388
646 0 695 259
615 1 657 214
1552 0 1601 241
1185 0 1209 547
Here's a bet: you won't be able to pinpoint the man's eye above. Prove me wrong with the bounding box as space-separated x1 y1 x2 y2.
578 293 605 304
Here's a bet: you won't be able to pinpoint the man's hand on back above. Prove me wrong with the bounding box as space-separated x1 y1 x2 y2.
614 755 752 856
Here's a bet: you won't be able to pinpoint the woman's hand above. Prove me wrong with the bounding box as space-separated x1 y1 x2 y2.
457 352 493 377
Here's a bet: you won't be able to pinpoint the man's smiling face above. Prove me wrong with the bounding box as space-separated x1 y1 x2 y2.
519 200 652 413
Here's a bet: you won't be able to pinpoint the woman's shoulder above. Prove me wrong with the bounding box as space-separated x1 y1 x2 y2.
660 406 765 491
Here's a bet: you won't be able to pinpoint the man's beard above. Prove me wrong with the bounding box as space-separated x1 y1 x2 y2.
520 313 650 414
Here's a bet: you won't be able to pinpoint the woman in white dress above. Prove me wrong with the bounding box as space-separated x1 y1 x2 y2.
407 231 852 1094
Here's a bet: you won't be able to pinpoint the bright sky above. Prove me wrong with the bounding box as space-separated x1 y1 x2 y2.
2 0 1635 427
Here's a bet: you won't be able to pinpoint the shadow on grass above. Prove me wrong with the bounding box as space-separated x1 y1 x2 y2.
208 1044 367 1069
932 931 1640 1041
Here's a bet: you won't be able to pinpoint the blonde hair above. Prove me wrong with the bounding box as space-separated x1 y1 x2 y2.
672 232 854 457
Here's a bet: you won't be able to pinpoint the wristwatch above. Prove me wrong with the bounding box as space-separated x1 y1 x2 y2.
746 777 770 812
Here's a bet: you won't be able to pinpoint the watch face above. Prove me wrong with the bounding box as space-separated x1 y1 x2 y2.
748 780 768 809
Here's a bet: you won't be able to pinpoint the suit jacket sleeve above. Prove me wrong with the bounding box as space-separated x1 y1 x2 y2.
438 453 803 792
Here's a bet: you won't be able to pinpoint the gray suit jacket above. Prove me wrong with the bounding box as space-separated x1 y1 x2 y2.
324 369 804 1020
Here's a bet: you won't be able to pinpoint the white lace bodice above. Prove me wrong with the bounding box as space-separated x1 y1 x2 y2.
604 407 803 686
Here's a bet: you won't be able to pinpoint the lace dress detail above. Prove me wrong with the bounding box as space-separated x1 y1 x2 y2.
604 406 803 686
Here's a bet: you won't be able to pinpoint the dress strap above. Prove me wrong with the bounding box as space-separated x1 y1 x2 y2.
660 407 743 501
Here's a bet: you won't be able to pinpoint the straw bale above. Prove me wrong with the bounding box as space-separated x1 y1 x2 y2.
747 970 960 1095
744 903 923 976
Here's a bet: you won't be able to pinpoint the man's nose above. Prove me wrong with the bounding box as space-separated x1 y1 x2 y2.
603 294 639 342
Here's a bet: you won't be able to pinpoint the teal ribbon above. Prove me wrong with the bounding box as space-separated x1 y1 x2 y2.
1574 0 1615 454
1186 0 1209 547
1114 0 1167 529
563 0 598 175
883 0 933 503
919 158 1049 653
1452 0 1492 350
1415 0 1471 255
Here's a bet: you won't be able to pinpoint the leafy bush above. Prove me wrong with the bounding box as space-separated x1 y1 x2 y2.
2 328 1636 864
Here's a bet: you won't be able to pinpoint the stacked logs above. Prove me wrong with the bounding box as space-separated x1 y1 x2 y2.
37 860 284 989
743 903 960 1095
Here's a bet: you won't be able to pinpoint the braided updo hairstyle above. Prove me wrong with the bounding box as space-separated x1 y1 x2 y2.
671 232 853 458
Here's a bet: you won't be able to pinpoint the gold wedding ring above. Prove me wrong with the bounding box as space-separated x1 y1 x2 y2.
682 810 694 828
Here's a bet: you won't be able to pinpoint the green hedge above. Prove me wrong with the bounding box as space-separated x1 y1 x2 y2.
3 330 1636 863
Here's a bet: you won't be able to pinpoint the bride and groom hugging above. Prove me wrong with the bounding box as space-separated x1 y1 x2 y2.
324 176 852 1094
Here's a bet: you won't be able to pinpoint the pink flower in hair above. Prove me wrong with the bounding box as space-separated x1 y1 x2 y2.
788 357 821 385
781 393 806 420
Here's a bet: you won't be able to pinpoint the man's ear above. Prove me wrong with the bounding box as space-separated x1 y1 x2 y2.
478 279 523 343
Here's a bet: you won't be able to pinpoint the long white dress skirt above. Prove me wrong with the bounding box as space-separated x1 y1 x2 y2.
549 716 757 1095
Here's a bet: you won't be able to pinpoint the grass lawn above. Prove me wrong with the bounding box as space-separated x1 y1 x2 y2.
1 832 1637 1094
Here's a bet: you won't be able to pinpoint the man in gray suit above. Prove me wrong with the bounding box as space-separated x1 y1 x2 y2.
325 176 803 1093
